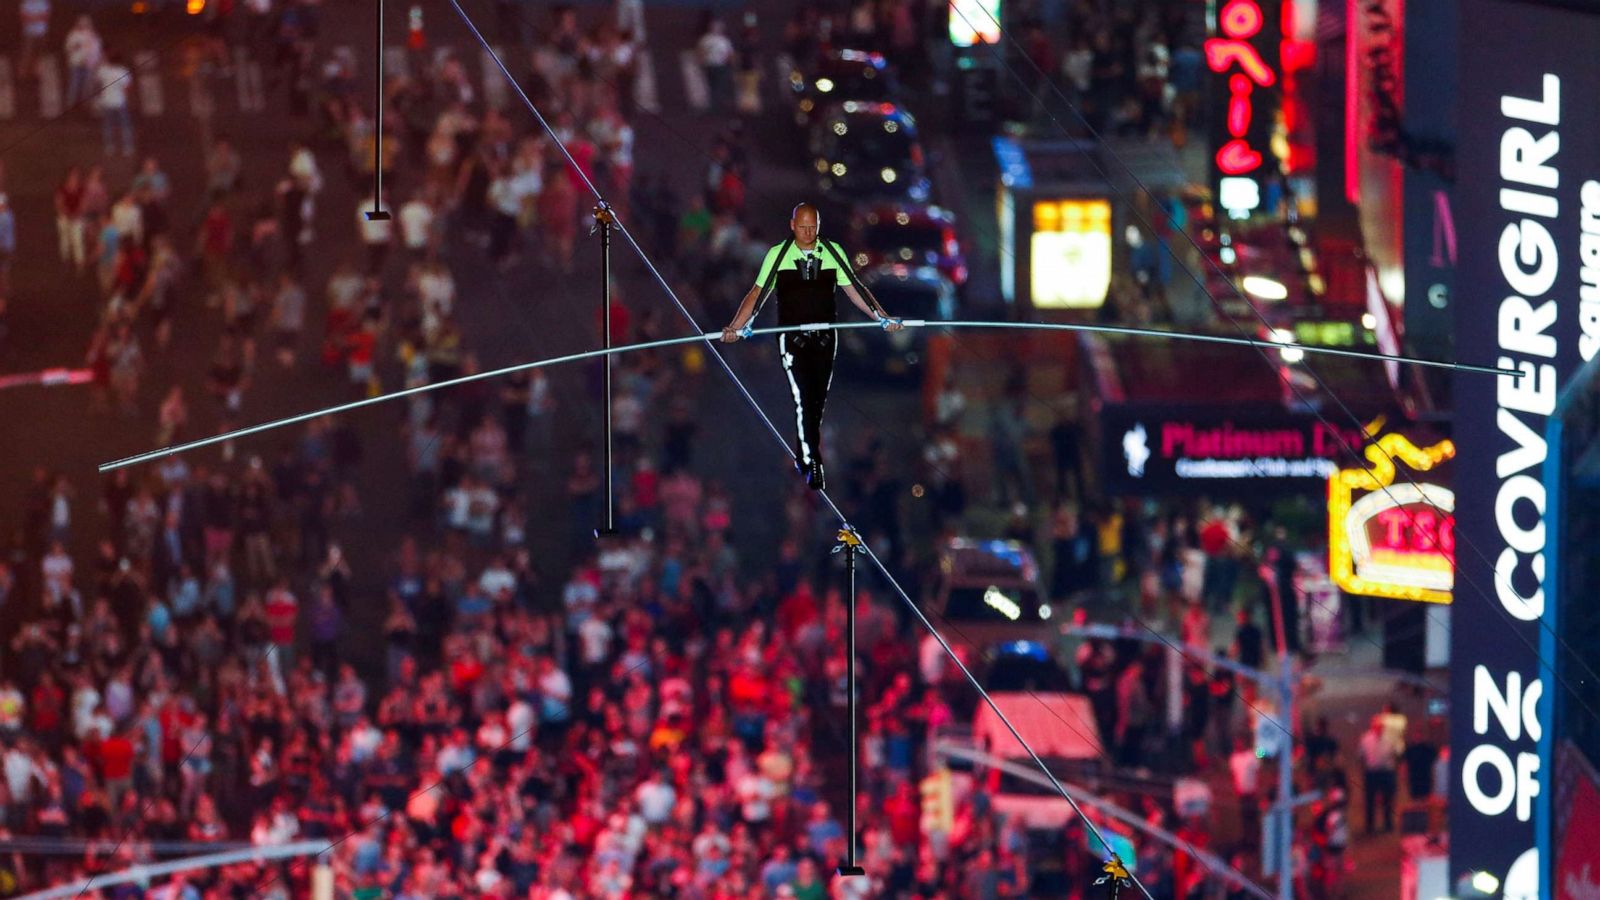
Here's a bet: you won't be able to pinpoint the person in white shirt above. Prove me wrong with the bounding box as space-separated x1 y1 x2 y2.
95 52 135 157
110 193 144 251
578 613 614 676
477 555 516 603
634 770 676 825
64 15 102 107
486 165 521 268
358 196 393 274
697 18 735 113
506 696 535 752
3 743 41 805
1228 736 1261 841
41 540 73 604
398 193 435 260
70 675 102 740
287 143 322 245
1358 714 1398 834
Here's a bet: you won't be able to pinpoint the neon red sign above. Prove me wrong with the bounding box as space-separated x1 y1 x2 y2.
1206 0 1281 213
1372 505 1455 560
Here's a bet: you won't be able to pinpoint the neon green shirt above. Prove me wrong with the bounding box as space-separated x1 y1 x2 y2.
753 240 853 289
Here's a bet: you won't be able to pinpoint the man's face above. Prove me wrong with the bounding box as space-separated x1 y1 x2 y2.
790 208 820 245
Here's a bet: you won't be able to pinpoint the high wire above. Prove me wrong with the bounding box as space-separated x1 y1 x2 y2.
97 318 1515 473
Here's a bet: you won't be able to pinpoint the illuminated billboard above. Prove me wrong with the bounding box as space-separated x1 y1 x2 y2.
1450 0 1600 892
1205 0 1281 219
1100 404 1369 495
1030 199 1112 309
1327 432 1455 603
948 0 1000 47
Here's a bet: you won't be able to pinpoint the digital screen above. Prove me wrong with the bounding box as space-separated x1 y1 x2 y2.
948 0 1002 47
1030 199 1112 309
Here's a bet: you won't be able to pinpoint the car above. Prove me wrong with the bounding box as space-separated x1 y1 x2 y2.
847 203 969 288
978 640 1076 693
834 264 955 382
926 537 1057 651
787 48 898 129
810 101 931 204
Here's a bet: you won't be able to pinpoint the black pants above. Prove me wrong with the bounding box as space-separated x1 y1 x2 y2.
1364 768 1396 833
779 329 836 467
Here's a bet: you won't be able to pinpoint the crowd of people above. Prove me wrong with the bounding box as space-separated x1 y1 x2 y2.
0 1 1418 899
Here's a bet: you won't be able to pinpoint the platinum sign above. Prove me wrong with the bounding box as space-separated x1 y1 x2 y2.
1452 1 1600 894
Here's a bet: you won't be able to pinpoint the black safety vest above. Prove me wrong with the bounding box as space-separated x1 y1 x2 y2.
751 239 886 328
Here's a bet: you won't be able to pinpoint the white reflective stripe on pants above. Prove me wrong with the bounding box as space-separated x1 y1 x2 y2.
779 333 809 465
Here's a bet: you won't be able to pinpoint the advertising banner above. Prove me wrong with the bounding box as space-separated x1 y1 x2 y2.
1100 405 1368 495
1327 431 1455 604
1450 0 1600 893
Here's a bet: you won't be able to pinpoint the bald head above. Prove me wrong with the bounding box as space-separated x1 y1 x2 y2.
790 202 820 248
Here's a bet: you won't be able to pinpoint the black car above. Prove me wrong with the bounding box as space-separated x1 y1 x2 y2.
810 101 932 205
848 203 969 288
788 48 898 129
979 641 1076 693
835 264 955 382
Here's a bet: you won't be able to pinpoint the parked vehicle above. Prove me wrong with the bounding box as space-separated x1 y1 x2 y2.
809 101 931 204
835 264 955 383
925 537 1055 648
847 202 968 288
787 48 898 129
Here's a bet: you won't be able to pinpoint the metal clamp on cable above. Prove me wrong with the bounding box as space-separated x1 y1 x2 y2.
589 201 614 235
832 525 863 553
1095 857 1133 897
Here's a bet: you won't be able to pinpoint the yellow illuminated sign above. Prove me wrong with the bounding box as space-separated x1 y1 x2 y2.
1031 198 1112 309
1327 430 1455 603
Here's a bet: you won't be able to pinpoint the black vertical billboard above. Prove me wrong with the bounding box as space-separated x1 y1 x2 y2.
1451 0 1600 895
1401 0 1457 359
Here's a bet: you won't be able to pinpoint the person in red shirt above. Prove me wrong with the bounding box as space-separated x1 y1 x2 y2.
1198 508 1239 611
594 295 630 346
157 697 191 786
345 318 378 391
97 729 137 809
775 580 818 643
264 578 299 671
883 779 920 852
55 166 88 272
30 673 65 750
195 201 234 297
447 645 484 696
